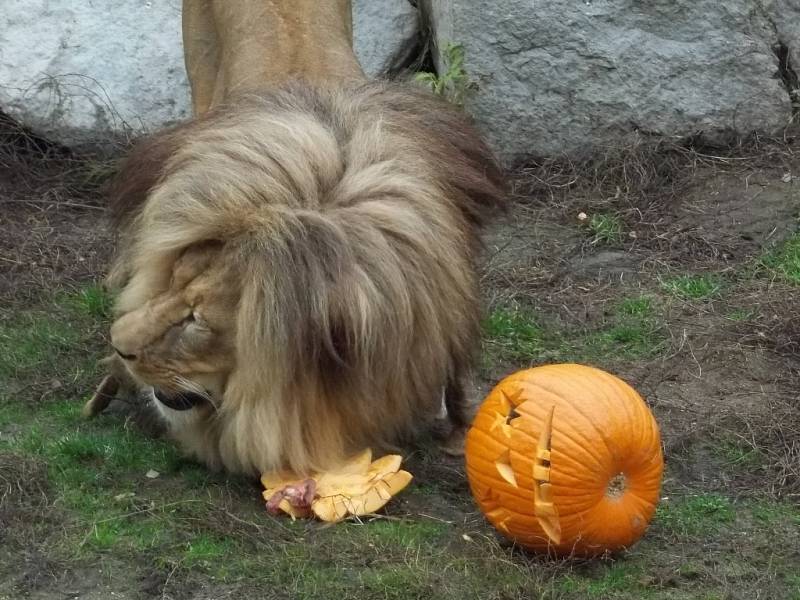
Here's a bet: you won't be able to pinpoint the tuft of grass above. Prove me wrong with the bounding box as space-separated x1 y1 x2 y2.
661 274 722 300
618 295 654 317
86 519 165 552
415 43 474 106
787 574 800 599
483 307 544 362
585 212 624 245
359 567 434 600
748 502 800 526
565 295 665 361
582 322 663 358
63 284 113 319
656 494 735 537
726 308 755 321
712 435 764 468
760 232 800 284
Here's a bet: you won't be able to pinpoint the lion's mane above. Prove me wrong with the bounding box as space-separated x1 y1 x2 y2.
106 81 506 475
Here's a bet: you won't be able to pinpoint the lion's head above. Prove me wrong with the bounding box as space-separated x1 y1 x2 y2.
108 240 237 410
99 81 506 477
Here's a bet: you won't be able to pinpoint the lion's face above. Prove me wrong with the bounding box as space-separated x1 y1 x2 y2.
109 242 239 408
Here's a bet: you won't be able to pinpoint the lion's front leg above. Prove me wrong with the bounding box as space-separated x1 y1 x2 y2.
82 354 140 418
182 0 221 117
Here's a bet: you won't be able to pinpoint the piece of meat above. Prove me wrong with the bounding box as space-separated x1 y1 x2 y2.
265 478 317 515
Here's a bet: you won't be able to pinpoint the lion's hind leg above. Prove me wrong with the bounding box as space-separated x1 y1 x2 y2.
435 375 476 456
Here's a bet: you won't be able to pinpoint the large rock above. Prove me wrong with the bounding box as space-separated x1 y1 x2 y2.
0 0 418 145
354 0 418 76
424 0 799 166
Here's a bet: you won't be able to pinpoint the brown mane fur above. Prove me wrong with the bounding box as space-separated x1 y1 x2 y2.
105 81 505 475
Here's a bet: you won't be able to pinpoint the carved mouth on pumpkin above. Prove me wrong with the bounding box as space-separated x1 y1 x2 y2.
153 388 207 411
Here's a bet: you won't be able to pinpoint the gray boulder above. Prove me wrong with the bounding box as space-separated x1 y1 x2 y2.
424 0 799 166
0 0 418 145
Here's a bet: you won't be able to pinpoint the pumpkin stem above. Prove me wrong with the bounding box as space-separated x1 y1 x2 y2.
606 473 627 499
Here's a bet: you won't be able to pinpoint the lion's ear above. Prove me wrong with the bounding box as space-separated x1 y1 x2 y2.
107 122 195 231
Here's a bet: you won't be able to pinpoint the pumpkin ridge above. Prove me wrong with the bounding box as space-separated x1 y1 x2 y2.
595 369 660 463
508 418 611 480
471 416 602 479
467 461 605 517
466 471 536 505
511 383 610 470
468 472 594 523
598 372 648 459
553 374 623 461
515 375 618 461
469 426 603 486
525 372 644 479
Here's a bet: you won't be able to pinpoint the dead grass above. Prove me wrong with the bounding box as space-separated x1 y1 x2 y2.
0 110 126 207
512 129 797 210
0 114 123 305
507 128 799 266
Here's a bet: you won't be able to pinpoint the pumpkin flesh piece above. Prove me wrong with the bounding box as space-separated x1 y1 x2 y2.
261 449 413 522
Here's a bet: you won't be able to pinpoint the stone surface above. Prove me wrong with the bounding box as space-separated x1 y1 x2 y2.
0 0 418 145
354 0 418 76
424 0 799 166
0 0 189 144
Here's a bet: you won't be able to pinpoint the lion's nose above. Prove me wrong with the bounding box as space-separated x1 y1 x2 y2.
112 345 137 361
110 317 139 361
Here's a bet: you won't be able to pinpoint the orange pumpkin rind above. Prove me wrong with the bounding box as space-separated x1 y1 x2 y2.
260 449 413 523
465 363 664 557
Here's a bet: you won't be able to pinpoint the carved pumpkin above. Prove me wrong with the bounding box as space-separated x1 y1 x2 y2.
465 363 663 556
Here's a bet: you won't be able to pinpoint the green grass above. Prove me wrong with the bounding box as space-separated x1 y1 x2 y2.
617 296 653 317
483 295 665 366
4 283 800 599
356 519 449 549
661 274 722 300
712 435 764 468
726 308 755 321
748 501 800 526
560 564 651 598
414 42 473 106
482 308 544 362
0 314 83 378
787 574 800 600
63 283 114 319
580 318 663 359
0 284 112 395
656 494 735 537
586 213 624 245
760 232 800 284
183 535 237 568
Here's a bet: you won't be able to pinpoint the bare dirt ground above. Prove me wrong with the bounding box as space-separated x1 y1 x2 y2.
1 128 799 599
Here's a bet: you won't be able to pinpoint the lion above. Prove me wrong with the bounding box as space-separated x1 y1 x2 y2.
85 0 506 477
